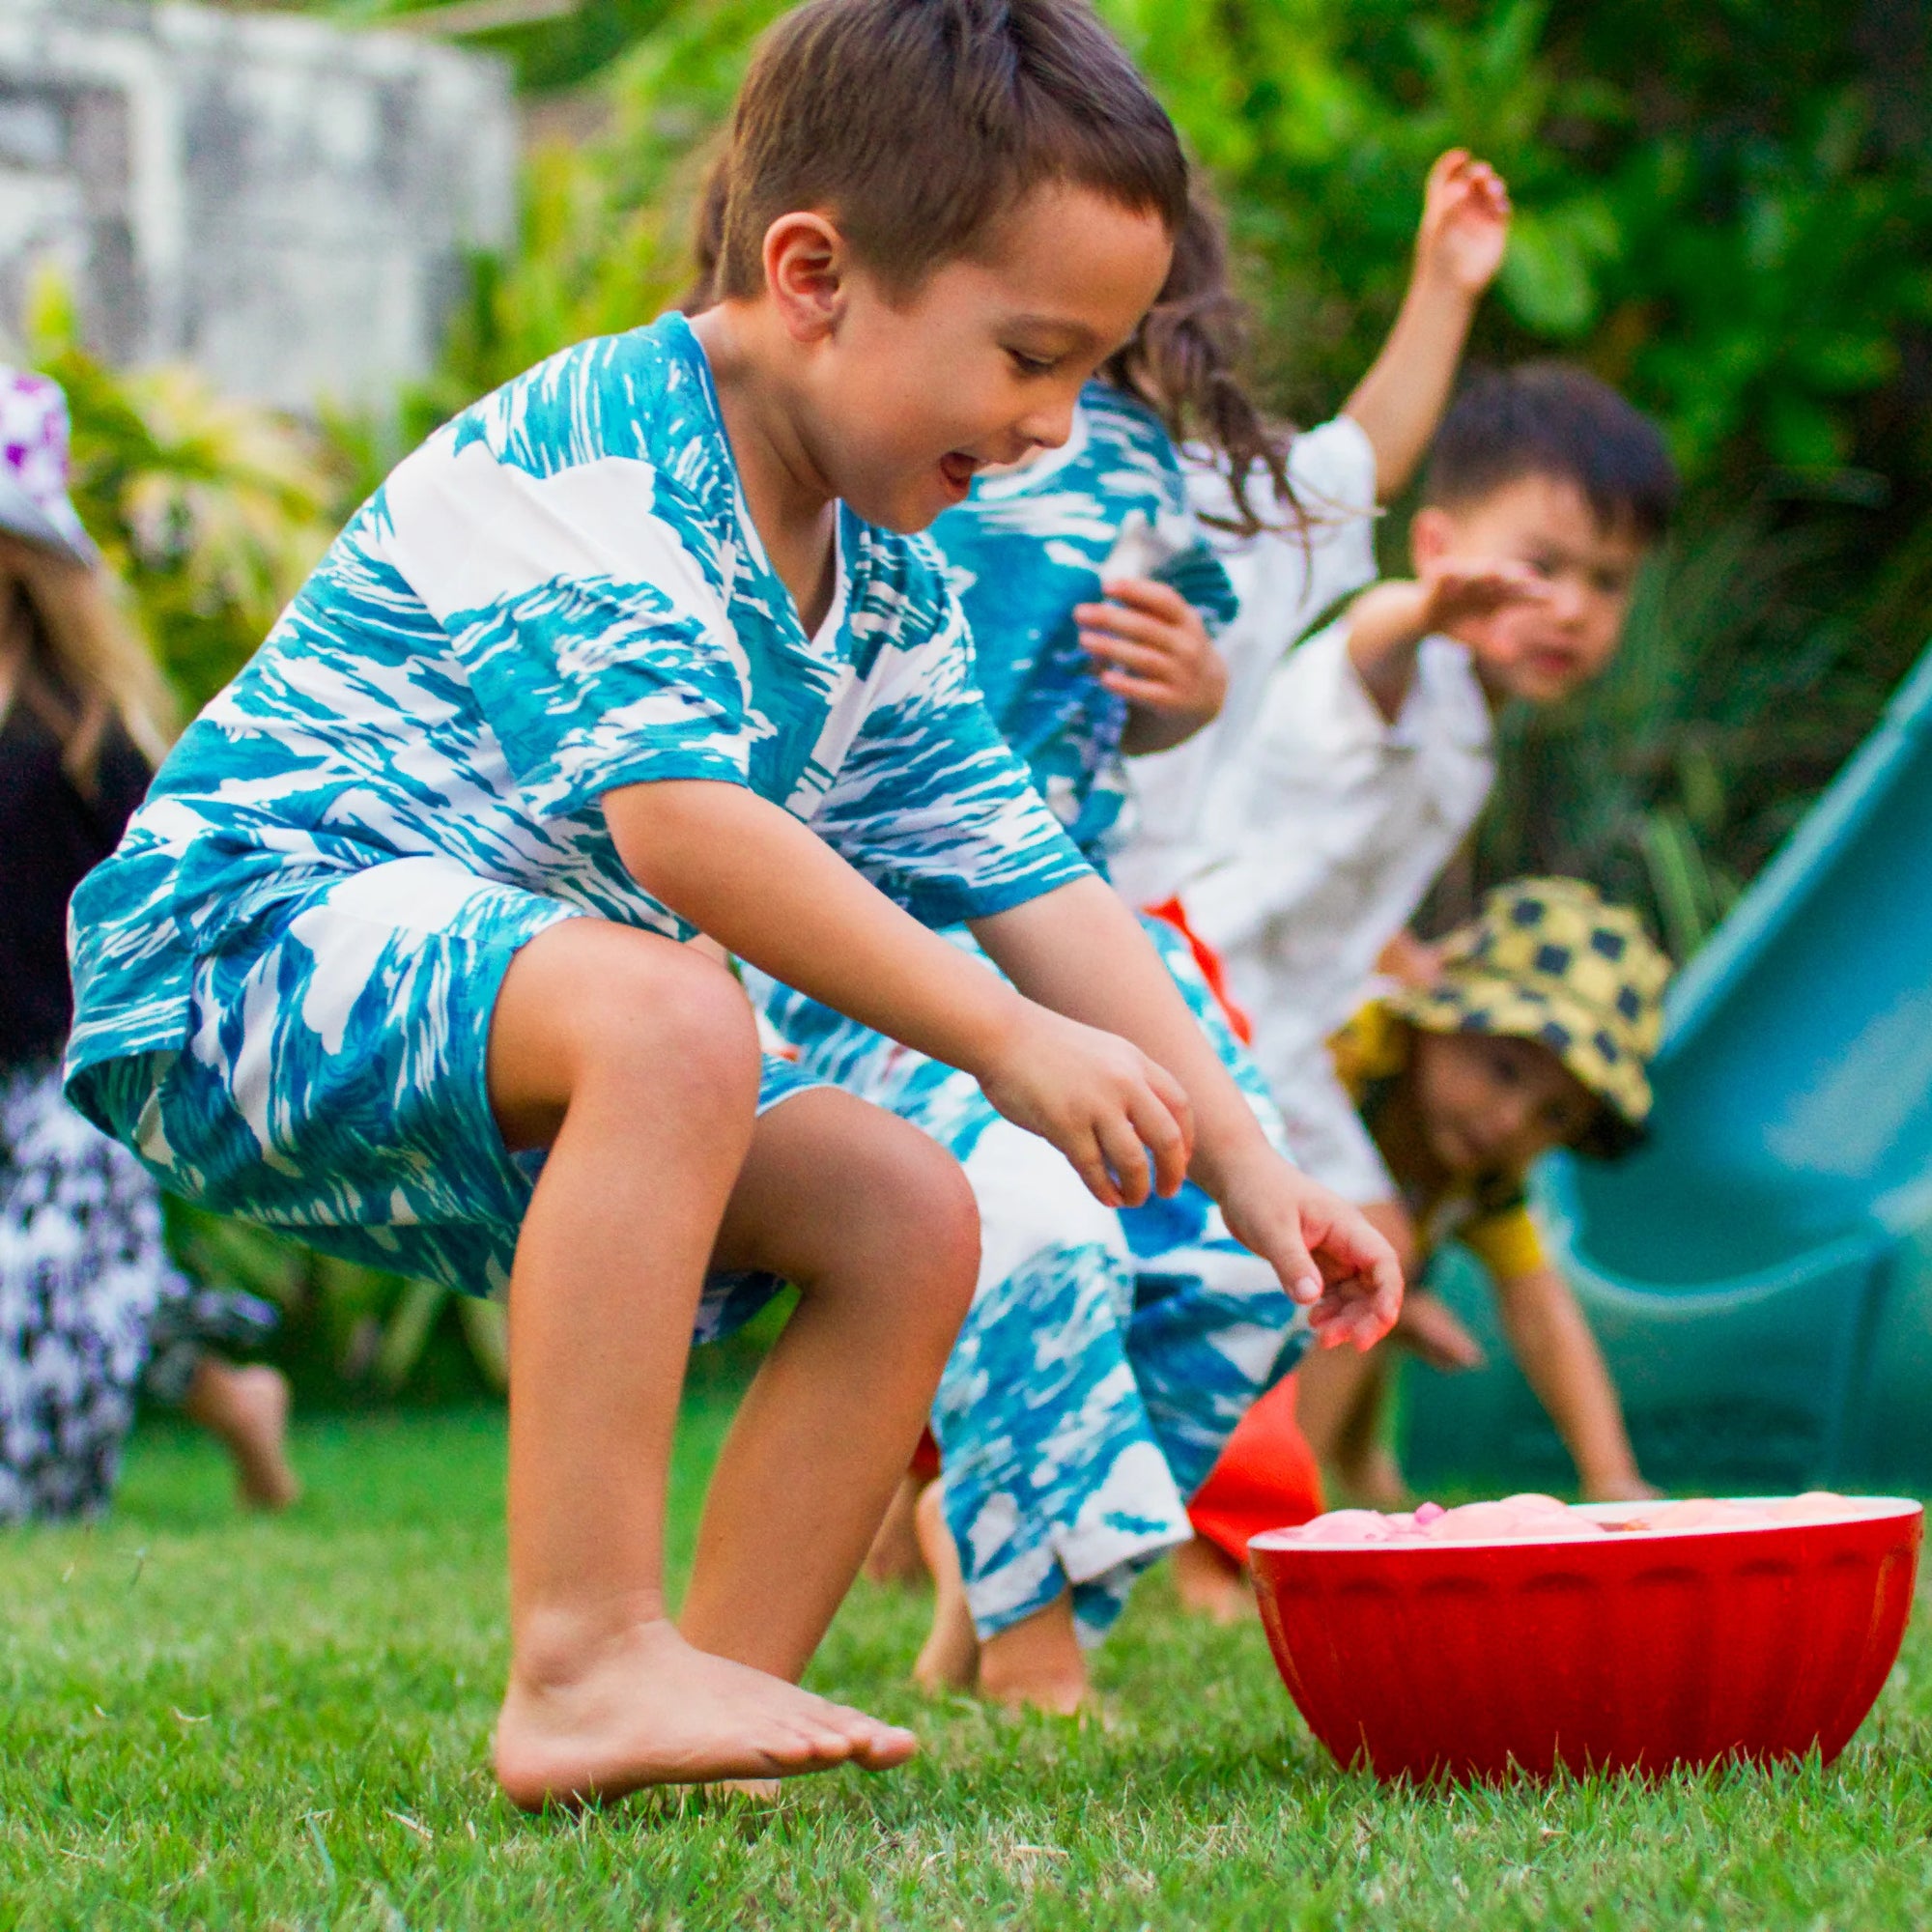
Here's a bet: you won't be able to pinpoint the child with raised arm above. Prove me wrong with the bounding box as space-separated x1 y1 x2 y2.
747 178 1401 1716
1162 364 1676 1609
62 0 1396 1805
1115 149 1513 913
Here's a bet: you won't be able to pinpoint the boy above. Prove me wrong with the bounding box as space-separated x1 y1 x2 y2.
1117 147 1512 911
1156 364 1673 1576
1187 878 1670 1565
62 0 1397 1806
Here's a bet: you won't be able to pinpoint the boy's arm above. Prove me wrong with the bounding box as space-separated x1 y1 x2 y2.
608 779 1190 1210
973 878 1403 1347
1343 150 1510 501
1490 1263 1657 1501
1348 563 1551 723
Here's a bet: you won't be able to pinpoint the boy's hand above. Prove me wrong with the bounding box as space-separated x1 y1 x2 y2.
1213 1150 1405 1350
977 1005 1196 1210
1415 149 1511 299
1419 555 1551 636
1076 576 1228 728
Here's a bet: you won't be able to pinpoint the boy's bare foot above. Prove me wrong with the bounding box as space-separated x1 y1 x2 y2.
865 1474 929 1588
976 1595 1087 1716
911 1480 979 1693
493 1619 916 1810
1172 1536 1256 1623
184 1360 301 1511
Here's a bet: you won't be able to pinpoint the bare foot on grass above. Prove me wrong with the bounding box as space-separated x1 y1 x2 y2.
185 1361 300 1511
494 1619 916 1810
1171 1536 1256 1624
976 1594 1087 1717
911 1480 979 1693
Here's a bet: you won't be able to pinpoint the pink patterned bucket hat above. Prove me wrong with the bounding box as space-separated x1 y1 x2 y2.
0 367 99 565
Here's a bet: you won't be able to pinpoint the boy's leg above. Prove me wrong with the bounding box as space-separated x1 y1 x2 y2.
681 1084 978 1679
930 1117 1193 1707
485 922 961 1807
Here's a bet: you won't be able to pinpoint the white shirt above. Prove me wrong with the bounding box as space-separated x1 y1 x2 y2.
1173 619 1497 1202
1110 414 1380 906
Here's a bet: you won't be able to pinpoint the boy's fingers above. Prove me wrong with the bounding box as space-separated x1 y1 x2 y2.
1128 1081 1191 1198
1144 1059 1195 1169
1268 1224 1322 1304
1095 577 1189 619
1097 671 1191 709
1079 631 1180 675
1076 604 1184 651
1094 1108 1152 1208
1065 1132 1122 1210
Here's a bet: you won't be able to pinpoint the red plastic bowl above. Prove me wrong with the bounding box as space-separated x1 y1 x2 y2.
1250 1498 1922 1782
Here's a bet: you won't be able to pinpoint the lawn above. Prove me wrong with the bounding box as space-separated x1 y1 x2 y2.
5 1372 1932 1930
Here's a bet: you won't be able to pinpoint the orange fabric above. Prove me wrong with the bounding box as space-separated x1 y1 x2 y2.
1187 1375 1324 1561
1141 896 1254 1044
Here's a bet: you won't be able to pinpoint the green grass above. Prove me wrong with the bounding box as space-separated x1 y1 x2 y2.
5 1385 1932 1930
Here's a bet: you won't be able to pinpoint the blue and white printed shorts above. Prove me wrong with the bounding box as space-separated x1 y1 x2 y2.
74 856 819 1339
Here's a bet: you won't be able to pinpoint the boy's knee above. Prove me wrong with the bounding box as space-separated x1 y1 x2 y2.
554 928 759 1112
860 1118 981 1314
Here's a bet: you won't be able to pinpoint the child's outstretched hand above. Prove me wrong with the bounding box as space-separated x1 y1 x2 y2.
977 1004 1196 1210
1418 554 1551 635
1076 576 1228 727
1213 1150 1405 1351
1415 149 1511 299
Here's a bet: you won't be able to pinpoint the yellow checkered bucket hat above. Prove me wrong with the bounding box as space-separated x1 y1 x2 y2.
1385 877 1671 1157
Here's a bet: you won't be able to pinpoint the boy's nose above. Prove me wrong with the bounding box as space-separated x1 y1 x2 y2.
1015 397 1077 452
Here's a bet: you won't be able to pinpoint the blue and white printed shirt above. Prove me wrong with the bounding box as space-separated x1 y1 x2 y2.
931 382 1236 867
750 383 1237 1111
65 313 1089 1081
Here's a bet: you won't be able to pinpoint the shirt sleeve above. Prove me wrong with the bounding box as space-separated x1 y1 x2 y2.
375 426 756 821
1461 1204 1548 1282
807 570 1092 928
1179 616 1397 952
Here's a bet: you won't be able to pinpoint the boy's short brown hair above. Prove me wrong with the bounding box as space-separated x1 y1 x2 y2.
714 0 1188 301
1423 363 1678 544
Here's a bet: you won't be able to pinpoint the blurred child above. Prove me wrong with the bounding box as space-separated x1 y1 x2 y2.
1187 879 1669 1577
1115 149 1513 911
0 367 297 1524
62 0 1395 1804
1149 364 1674 1550
750 175 1400 1718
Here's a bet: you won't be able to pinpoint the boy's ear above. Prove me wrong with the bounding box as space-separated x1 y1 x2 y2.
762 213 848 344
1408 505 1454 570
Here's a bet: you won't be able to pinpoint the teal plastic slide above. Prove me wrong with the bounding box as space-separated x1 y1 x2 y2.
1406 641 1932 1492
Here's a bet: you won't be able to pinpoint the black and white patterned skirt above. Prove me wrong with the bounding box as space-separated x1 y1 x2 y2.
0 1057 276 1523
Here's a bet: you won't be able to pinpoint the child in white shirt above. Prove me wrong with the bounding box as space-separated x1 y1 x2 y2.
1166 362 1678 1547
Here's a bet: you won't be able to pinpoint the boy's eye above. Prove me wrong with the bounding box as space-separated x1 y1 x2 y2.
1593 567 1632 597
1487 1045 1522 1087
1006 348 1058 378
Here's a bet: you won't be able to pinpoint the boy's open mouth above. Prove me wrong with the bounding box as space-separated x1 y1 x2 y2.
938 452 980 497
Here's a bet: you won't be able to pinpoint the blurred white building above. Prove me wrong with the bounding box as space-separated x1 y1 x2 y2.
0 0 515 408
